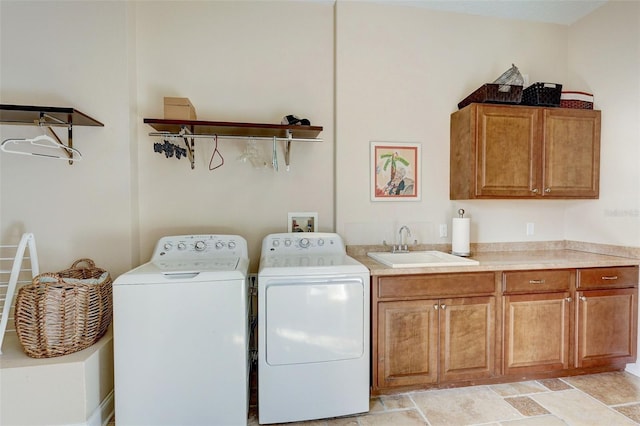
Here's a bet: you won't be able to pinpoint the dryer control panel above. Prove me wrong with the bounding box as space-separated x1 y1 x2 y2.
262 232 345 254
152 234 248 260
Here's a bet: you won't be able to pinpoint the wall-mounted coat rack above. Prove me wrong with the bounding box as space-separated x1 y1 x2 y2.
144 118 323 170
0 104 104 165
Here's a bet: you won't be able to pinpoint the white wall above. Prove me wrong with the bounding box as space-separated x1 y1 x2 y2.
133 1 335 268
0 1 135 276
565 1 640 247
1 1 638 280
335 1 571 247
0 0 335 273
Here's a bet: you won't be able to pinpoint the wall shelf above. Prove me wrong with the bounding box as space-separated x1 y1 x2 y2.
0 104 104 128
144 118 323 170
0 104 104 165
143 118 322 139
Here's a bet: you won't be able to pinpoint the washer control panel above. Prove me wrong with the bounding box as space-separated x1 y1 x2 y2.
262 232 345 254
152 234 248 260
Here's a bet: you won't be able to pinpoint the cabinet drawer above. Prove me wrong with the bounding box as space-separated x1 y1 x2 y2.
378 272 495 299
503 270 572 294
577 266 639 289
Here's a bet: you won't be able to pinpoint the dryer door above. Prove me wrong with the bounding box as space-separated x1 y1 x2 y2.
265 276 365 365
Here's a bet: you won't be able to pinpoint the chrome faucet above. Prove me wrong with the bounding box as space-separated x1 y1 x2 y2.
393 225 412 253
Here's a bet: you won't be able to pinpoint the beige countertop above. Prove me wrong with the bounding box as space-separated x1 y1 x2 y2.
349 243 640 277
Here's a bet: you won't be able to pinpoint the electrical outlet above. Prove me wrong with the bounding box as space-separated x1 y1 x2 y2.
526 222 535 236
439 224 447 238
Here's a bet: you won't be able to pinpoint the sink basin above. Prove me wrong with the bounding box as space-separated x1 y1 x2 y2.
367 251 479 268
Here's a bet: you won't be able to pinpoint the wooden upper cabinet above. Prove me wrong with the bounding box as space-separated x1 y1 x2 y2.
543 109 601 198
450 104 601 199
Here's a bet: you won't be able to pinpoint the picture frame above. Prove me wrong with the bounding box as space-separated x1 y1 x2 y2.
287 212 318 233
370 141 421 201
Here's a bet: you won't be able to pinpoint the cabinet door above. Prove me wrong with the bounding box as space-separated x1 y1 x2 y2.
476 106 540 197
377 300 438 388
576 288 637 368
543 109 601 198
439 296 495 382
504 292 571 375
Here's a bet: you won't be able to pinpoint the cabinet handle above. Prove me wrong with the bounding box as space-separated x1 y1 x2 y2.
529 279 546 284
434 304 439 310
440 304 446 310
545 188 551 193
531 188 539 194
565 297 572 302
602 276 618 280
580 296 587 302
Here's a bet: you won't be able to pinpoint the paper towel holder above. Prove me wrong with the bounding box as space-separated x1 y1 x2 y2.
452 209 471 257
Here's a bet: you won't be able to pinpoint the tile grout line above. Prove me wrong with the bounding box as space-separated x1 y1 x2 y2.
406 392 433 426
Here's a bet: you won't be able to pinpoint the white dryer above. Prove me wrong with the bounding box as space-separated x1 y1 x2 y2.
258 232 370 424
113 234 249 426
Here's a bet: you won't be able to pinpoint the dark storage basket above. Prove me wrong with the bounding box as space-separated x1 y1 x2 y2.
458 84 523 109
15 259 113 358
521 82 563 107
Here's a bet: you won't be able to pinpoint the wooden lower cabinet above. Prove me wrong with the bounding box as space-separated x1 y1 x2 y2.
377 300 438 388
503 292 571 375
377 296 495 389
576 288 637 368
371 266 638 394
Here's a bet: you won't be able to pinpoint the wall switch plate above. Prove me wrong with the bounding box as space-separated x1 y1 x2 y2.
526 222 535 236
439 224 447 238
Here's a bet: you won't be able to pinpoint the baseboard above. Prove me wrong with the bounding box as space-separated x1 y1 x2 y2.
65 390 114 426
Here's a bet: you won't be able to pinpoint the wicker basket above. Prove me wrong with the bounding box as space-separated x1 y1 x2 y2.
560 91 594 109
15 259 113 358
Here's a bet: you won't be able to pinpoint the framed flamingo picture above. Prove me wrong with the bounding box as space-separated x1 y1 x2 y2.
370 141 421 201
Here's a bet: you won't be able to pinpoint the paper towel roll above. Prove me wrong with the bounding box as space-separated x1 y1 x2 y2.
452 217 470 256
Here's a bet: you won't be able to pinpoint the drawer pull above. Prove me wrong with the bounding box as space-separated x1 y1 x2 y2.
529 279 546 284
601 276 618 280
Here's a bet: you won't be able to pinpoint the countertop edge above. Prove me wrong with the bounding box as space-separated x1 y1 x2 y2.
347 240 640 276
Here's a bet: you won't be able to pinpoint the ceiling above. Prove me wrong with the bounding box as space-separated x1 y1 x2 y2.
376 0 608 25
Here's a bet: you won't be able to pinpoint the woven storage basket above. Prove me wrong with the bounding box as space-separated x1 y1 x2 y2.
521 82 563 106
15 259 113 358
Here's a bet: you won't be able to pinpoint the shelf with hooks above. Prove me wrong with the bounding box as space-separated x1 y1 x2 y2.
144 118 323 170
0 104 104 165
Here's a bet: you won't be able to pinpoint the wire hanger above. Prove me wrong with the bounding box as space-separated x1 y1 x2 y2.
208 134 224 171
1 130 82 161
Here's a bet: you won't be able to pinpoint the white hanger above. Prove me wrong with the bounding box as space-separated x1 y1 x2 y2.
0 133 82 161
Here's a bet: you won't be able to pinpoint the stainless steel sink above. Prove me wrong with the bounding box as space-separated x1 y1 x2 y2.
367 250 479 268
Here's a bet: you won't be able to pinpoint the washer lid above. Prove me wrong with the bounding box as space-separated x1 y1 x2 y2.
114 257 248 285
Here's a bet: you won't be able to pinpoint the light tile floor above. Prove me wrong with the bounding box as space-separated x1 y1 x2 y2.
247 371 640 425
108 371 640 425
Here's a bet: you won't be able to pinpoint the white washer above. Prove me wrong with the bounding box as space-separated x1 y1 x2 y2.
258 232 370 424
113 234 249 426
